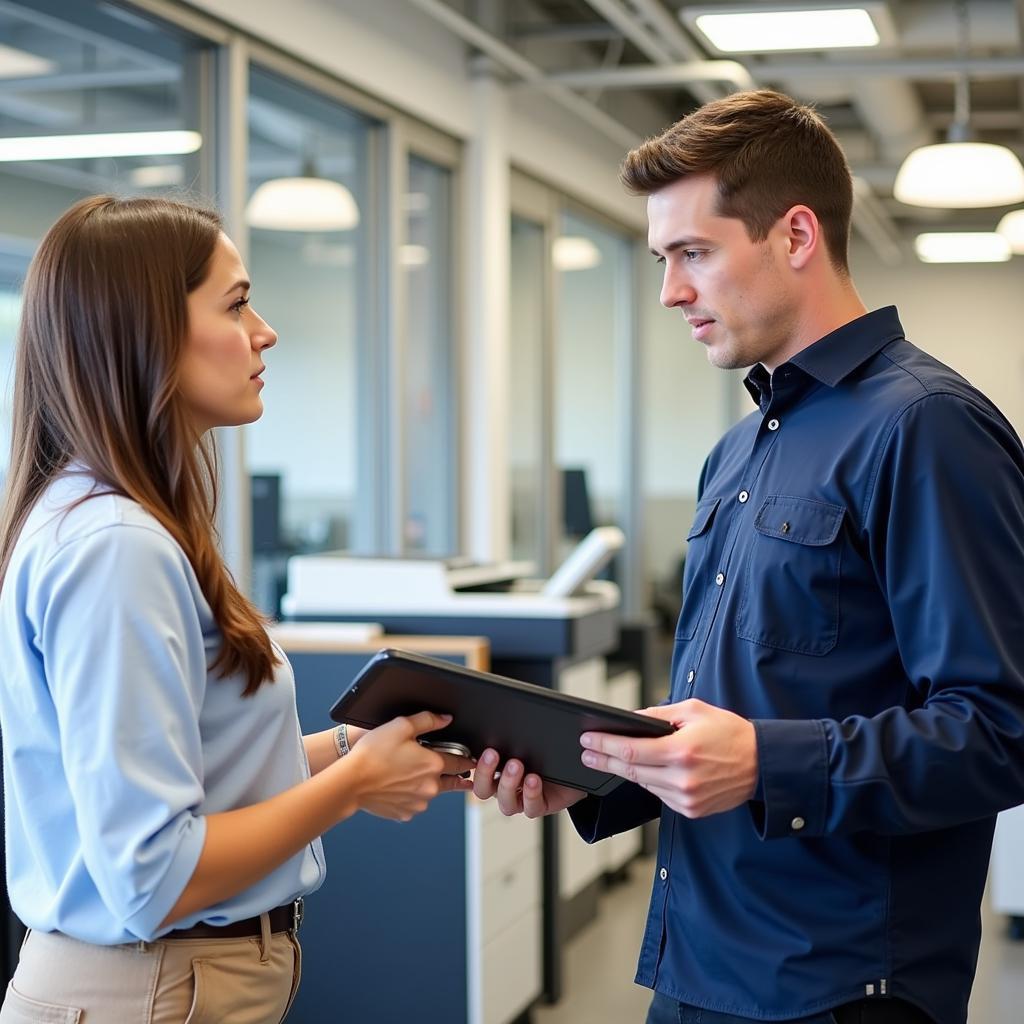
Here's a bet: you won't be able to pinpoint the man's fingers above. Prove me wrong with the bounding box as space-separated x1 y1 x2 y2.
521 774 548 817
579 730 678 767
472 749 501 799
495 759 525 816
581 748 663 788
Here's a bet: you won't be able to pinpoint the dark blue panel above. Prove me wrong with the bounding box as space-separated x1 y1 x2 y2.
289 652 469 1024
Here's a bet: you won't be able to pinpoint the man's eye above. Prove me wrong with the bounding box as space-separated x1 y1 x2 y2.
684 250 704 262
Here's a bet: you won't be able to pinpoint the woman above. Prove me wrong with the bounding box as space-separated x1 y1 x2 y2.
0 194 473 1023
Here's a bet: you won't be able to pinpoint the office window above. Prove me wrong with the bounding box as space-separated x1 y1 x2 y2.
244 67 376 613
509 214 546 566
0 0 209 482
554 210 633 559
402 155 455 555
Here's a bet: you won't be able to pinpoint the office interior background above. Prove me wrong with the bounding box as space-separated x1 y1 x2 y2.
1 1 1024 1022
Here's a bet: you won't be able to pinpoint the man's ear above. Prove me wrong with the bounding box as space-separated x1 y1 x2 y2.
782 205 820 270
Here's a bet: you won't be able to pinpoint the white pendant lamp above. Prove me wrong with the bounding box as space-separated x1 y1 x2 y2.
894 139 1024 210
894 0 1024 209
246 157 359 232
996 210 1024 254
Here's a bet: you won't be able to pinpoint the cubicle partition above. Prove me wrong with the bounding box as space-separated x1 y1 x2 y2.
277 630 543 1024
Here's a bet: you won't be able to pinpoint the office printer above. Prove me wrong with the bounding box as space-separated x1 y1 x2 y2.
280 527 624 659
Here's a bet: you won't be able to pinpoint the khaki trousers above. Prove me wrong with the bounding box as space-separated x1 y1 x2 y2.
0 914 301 1024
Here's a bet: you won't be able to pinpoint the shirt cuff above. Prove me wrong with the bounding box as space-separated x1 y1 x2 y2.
749 718 829 840
567 782 661 843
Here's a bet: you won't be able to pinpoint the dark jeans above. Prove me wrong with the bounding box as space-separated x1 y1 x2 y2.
646 992 934 1024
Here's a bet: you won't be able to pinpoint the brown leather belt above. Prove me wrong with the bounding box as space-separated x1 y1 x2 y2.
164 898 303 941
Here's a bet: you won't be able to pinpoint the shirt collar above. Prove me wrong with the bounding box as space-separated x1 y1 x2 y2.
743 306 905 407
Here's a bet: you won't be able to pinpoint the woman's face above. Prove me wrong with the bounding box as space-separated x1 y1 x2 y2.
180 232 277 434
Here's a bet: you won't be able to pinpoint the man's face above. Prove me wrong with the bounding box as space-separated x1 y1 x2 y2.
648 173 797 371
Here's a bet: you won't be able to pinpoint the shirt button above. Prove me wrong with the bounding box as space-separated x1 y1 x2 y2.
768 418 780 431
791 816 806 831
659 867 668 881
715 572 725 586
686 670 695 683
738 490 749 503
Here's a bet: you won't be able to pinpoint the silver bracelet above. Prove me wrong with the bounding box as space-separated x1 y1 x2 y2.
333 723 351 758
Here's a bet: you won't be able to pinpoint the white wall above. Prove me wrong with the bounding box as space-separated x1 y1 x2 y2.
850 243 1024 439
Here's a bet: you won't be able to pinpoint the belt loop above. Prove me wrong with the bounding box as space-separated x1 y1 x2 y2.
258 911 271 962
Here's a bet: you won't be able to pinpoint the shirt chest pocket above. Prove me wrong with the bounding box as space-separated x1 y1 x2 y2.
736 495 845 656
675 497 721 642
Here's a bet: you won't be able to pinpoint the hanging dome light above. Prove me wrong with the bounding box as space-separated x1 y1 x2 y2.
996 209 1024 254
893 0 1024 209
894 142 1024 209
246 155 359 232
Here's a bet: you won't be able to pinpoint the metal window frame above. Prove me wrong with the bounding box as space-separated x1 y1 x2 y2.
109 0 465 581
510 170 646 617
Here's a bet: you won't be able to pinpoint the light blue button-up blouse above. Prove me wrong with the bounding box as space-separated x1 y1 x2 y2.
0 469 325 944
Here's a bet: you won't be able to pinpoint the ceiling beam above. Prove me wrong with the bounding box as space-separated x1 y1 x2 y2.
406 0 640 149
549 61 755 91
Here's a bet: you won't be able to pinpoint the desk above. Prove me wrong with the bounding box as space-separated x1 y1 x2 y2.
275 629 544 1024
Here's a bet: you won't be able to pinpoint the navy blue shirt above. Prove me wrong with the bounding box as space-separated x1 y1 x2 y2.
571 307 1024 1023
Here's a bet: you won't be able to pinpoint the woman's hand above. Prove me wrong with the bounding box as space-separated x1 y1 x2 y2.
345 712 474 821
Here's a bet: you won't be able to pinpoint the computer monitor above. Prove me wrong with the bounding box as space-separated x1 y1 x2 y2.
562 467 594 539
251 473 282 553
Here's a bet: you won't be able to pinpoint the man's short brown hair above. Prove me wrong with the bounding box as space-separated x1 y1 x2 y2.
622 90 853 273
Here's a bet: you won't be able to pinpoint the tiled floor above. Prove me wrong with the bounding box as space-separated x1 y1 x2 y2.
534 856 1024 1023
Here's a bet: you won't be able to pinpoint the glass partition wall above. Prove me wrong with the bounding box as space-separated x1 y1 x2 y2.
0 0 462 617
243 67 376 612
508 175 643 616
402 154 456 556
0 0 213 483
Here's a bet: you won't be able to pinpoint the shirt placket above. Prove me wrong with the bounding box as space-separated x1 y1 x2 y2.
680 375 809 698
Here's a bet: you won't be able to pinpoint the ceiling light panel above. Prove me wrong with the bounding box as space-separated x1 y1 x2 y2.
914 232 1011 264
681 3 895 54
0 42 55 79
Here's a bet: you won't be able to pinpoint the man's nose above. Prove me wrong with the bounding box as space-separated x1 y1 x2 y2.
661 269 696 309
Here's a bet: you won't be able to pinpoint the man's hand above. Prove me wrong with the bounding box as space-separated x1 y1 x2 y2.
472 748 586 818
580 699 758 818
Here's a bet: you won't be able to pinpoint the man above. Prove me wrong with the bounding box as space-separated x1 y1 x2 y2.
473 90 1024 1024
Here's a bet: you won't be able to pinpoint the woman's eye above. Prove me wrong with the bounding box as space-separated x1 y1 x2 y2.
230 297 250 314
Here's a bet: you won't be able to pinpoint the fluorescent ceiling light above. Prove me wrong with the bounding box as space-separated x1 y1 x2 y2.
553 236 602 271
894 143 1024 208
914 232 1011 264
246 177 360 232
0 43 55 79
685 6 883 53
129 164 184 188
400 244 431 267
0 131 202 162
996 210 1024 254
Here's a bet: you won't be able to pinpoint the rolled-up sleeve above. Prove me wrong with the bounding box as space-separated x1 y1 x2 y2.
754 393 1024 839
38 524 209 939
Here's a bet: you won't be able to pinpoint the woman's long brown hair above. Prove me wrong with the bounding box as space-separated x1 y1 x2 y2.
0 194 278 695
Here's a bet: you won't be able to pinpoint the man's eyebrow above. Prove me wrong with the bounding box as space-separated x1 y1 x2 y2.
222 279 251 296
649 237 714 256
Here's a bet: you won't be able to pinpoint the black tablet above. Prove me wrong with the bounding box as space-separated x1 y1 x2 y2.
329 648 675 797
